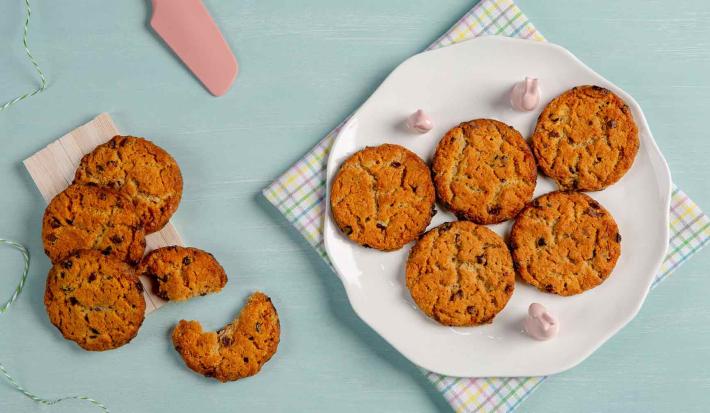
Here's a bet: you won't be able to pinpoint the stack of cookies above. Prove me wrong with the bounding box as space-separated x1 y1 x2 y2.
330 85 637 327
42 135 280 382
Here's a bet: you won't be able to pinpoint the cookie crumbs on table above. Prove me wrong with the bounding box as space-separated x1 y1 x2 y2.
138 246 228 301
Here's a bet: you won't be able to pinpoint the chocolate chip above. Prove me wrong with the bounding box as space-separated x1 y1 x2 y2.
69 297 79 305
363 244 371 249
98 191 107 201
200 292 207 297
88 273 96 282
550 116 559 122
504 284 513 294
488 206 501 215
390 161 401 168
97 165 104 172
376 223 386 230
466 306 477 315
255 322 262 333
90 327 99 335
343 226 353 235
62 259 73 269
532 199 541 208
589 201 600 209
537 238 546 247
569 166 577 174
116 198 124 208
451 290 463 300
108 140 117 149
50 218 61 228
476 255 486 265
606 119 617 129
243 357 250 363
110 235 123 244
205 371 215 378
441 222 452 231
616 233 622 242
221 336 233 346
586 208 603 217
46 234 58 243
182 256 192 265
545 284 554 292
101 246 112 256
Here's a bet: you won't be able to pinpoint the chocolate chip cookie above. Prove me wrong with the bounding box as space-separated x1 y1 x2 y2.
138 246 227 301
44 250 146 351
510 191 621 296
432 119 537 224
74 135 183 233
172 292 280 382
406 221 515 326
531 85 639 191
330 144 436 251
42 184 146 265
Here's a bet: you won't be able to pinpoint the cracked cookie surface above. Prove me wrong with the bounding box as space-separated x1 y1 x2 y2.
531 85 639 191
406 221 515 326
44 250 146 351
138 246 227 301
510 191 621 296
42 184 146 265
74 135 183 233
432 119 537 224
172 292 280 382
330 144 435 251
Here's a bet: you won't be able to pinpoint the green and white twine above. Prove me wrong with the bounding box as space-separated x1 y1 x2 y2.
0 0 48 113
0 240 110 413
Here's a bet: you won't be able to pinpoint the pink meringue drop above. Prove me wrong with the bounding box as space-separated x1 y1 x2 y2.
406 109 434 133
523 303 559 341
510 77 541 112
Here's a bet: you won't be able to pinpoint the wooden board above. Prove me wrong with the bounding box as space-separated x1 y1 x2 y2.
23 113 180 314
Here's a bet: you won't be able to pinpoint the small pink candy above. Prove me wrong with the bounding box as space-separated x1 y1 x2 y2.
406 109 434 133
510 77 541 112
523 303 559 341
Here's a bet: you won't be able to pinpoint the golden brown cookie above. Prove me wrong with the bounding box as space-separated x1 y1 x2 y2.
42 184 146 265
510 191 621 296
138 246 227 301
330 144 436 251
44 250 146 351
172 292 280 382
531 85 639 191
432 119 537 224
74 135 183 233
406 221 515 326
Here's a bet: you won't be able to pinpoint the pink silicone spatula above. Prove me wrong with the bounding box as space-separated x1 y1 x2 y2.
150 0 238 96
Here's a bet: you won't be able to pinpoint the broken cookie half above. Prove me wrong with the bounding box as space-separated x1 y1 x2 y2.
172 292 280 382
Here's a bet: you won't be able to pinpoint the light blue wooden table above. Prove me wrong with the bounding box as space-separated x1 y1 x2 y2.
1 1 708 412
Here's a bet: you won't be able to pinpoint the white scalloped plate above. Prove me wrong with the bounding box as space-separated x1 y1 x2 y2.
324 36 671 377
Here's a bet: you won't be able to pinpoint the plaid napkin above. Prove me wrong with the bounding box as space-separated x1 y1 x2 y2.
263 0 710 411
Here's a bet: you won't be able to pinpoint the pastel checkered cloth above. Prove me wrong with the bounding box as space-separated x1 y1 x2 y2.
263 0 710 412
